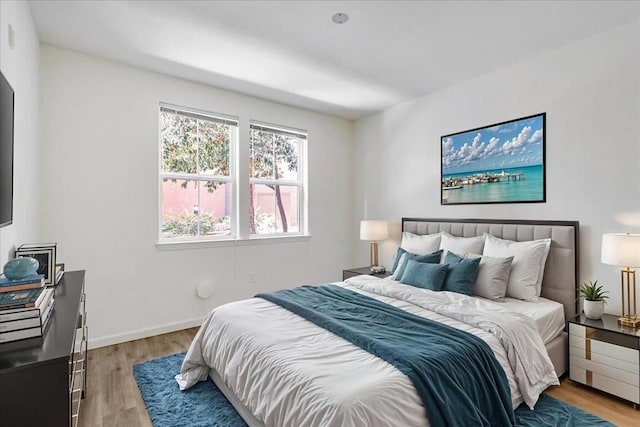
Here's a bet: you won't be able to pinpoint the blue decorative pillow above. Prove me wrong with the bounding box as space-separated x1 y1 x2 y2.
392 253 408 279
444 251 465 264
399 259 449 290
442 252 481 295
393 250 443 280
391 247 407 273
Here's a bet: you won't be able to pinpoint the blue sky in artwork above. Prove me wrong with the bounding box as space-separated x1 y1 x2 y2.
442 115 544 175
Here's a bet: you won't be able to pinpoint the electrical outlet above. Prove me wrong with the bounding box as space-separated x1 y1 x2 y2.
249 272 257 283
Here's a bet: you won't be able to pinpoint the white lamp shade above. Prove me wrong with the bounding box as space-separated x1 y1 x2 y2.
601 233 640 267
360 220 389 241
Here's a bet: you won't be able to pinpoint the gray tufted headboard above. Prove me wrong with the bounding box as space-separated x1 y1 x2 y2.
402 218 579 322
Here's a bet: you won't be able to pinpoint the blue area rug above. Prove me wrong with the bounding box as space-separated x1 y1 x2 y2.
133 352 614 427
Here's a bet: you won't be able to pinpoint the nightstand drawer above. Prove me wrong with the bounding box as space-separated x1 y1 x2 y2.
569 323 585 337
569 334 639 365
570 355 639 387
571 366 640 404
570 345 639 375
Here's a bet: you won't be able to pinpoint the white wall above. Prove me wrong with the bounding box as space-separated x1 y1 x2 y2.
39 46 354 347
353 21 640 315
0 1 41 266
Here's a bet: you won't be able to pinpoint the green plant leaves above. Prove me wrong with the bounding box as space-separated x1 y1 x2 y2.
579 280 609 303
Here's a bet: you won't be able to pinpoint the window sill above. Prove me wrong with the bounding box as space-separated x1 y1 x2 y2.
155 234 312 251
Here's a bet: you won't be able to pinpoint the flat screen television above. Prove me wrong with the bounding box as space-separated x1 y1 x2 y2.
0 70 14 228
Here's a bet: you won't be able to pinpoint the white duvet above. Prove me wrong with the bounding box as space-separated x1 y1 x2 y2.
176 276 559 427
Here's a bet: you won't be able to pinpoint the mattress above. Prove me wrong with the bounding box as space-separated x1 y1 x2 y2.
384 274 565 345
498 296 565 345
177 276 559 426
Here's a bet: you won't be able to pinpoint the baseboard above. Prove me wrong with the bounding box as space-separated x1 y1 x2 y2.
88 316 204 349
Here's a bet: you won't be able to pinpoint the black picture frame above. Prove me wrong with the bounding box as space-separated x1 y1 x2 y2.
16 244 57 285
441 113 546 205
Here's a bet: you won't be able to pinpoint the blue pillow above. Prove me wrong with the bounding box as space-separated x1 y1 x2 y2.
391 247 407 273
444 251 465 263
394 250 443 280
442 252 481 295
399 259 449 290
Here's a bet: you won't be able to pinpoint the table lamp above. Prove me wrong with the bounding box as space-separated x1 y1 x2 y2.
601 233 640 328
360 220 389 267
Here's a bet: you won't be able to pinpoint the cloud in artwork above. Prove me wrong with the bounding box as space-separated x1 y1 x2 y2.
442 120 544 174
442 137 455 166
528 129 543 144
501 126 531 155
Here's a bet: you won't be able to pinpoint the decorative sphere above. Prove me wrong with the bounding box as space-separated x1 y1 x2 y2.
3 257 39 280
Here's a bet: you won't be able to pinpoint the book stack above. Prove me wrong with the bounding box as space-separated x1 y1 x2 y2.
0 273 44 292
0 276 55 344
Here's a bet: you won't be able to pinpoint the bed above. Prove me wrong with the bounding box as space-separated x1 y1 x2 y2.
177 218 579 427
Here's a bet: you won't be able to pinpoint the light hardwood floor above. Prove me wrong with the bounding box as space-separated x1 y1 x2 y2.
79 328 638 427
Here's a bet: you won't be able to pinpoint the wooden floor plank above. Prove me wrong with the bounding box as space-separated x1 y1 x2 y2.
121 339 154 426
102 406 151 427
547 379 638 426
122 336 151 365
78 347 103 427
79 328 638 426
99 343 138 417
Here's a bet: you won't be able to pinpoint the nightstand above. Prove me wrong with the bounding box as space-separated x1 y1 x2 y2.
569 314 639 407
342 267 392 281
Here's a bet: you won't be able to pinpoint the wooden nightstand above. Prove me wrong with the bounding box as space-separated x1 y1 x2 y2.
342 267 392 281
569 313 639 407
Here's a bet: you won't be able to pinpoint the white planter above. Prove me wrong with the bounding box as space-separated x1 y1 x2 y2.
583 300 605 320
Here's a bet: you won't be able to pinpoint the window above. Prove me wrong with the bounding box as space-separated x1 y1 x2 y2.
249 122 306 236
159 105 237 241
158 105 307 243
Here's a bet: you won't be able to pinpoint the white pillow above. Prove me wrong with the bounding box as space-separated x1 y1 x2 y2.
440 232 485 258
482 234 551 302
401 231 442 256
462 252 513 300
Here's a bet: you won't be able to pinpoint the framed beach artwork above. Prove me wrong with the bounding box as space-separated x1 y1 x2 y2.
441 113 546 205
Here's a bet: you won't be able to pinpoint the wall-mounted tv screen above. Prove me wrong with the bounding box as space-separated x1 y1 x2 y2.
0 70 14 228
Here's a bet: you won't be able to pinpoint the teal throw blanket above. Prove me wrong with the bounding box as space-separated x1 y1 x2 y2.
257 285 514 427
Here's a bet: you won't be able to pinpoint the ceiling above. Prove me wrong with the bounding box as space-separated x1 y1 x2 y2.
28 1 640 119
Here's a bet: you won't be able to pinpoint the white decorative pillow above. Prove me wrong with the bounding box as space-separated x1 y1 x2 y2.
401 231 442 256
440 232 485 258
462 252 513 300
482 234 551 302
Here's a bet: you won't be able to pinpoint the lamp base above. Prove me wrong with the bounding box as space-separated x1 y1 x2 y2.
618 316 640 328
370 241 379 267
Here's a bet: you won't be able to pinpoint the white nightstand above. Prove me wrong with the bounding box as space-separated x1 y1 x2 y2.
569 314 639 408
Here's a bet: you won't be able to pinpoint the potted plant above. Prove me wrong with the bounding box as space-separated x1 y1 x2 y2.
579 280 609 320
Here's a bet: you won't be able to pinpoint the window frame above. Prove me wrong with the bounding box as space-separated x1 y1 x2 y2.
157 105 309 245
158 103 238 242
248 121 307 238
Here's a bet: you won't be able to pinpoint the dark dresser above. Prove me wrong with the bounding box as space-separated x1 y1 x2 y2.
0 270 87 427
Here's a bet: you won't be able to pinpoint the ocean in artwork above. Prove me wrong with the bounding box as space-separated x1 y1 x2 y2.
442 164 544 204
